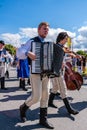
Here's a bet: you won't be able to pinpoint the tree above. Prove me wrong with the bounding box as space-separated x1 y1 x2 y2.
5 44 16 55
76 50 87 57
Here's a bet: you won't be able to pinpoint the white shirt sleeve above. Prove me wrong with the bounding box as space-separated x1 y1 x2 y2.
16 39 31 59
24 39 32 51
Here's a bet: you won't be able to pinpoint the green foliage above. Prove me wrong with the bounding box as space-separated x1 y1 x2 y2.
76 50 87 57
5 44 16 55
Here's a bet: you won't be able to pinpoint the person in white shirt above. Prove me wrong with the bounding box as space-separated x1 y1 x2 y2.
17 22 54 129
0 40 8 90
16 44 30 91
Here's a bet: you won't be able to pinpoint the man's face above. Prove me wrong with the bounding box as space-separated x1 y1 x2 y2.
38 25 49 38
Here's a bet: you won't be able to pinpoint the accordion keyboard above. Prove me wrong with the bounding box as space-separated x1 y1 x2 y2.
31 42 41 73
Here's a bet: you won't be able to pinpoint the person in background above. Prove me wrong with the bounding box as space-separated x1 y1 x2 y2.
17 22 54 129
76 58 82 74
72 56 77 71
27 57 31 85
82 56 86 74
16 44 30 91
48 32 79 115
0 40 8 90
13 54 18 67
4 49 13 79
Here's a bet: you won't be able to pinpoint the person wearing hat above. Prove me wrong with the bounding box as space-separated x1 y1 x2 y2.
0 40 8 90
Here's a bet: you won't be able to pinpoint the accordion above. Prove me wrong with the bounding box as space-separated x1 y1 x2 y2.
31 42 64 77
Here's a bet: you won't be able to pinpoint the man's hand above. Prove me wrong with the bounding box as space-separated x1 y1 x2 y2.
27 51 36 60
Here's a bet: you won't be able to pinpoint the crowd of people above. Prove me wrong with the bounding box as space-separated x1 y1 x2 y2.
0 21 86 129
72 55 87 74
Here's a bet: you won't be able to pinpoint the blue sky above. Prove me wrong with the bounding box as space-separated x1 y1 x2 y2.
0 0 87 50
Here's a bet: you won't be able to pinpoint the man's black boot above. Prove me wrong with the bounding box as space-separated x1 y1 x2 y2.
5 70 9 78
39 108 54 129
27 78 31 85
20 103 28 122
48 93 57 108
19 79 22 88
1 77 8 90
22 80 28 91
63 98 79 115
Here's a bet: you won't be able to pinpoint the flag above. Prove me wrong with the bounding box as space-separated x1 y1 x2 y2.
67 37 72 48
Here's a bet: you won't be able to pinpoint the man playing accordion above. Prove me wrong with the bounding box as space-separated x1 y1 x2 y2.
17 22 54 129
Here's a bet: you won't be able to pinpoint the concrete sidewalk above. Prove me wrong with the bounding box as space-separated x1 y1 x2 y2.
0 67 87 130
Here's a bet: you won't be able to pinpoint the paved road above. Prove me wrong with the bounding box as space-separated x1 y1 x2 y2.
0 67 87 130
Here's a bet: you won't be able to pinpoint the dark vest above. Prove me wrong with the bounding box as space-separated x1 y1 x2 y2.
31 36 42 42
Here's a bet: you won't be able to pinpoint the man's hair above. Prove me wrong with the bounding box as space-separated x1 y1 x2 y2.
0 40 5 45
38 22 50 29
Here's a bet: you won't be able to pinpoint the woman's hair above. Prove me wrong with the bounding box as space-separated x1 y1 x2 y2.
56 32 68 43
0 40 5 45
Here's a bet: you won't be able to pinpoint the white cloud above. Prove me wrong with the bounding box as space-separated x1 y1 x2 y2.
76 35 87 43
78 26 87 37
0 33 21 47
0 26 87 50
19 28 37 38
46 28 76 42
73 26 87 50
